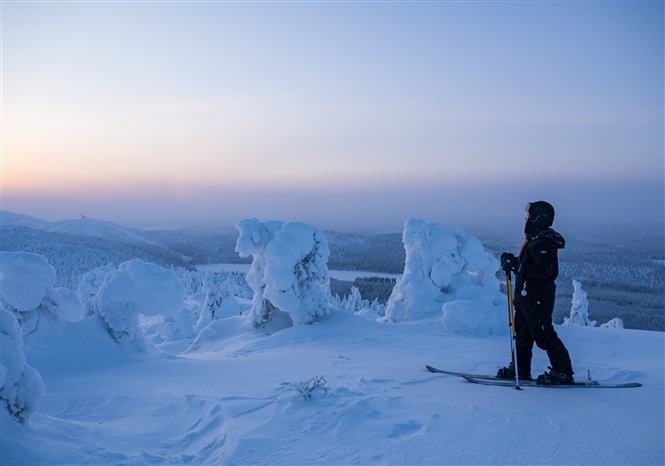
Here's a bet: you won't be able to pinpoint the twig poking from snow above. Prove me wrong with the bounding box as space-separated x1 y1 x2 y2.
295 375 328 399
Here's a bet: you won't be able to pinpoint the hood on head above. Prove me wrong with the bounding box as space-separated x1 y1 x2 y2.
525 201 555 237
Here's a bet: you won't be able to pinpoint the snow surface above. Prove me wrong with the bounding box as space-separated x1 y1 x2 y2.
2 310 663 465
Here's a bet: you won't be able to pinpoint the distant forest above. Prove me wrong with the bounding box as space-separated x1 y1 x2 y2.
2 225 663 331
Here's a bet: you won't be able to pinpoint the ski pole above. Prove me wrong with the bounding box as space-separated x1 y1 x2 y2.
505 271 522 390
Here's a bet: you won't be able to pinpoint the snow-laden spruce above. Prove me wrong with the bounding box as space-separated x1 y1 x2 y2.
384 218 504 335
563 279 597 327
0 307 44 422
332 286 385 318
194 274 246 332
0 251 74 333
78 264 116 315
0 252 56 315
236 218 331 326
90 259 185 344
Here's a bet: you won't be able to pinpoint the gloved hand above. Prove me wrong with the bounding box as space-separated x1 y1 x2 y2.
500 252 517 273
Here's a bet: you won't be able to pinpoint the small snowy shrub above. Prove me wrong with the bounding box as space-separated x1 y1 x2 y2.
0 307 45 422
295 375 328 399
563 280 596 327
236 218 331 327
601 317 624 329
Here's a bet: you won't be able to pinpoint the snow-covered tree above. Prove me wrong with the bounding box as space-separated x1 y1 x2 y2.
236 218 331 326
0 306 45 422
0 252 56 316
90 259 185 345
78 263 115 315
0 251 71 334
383 219 504 335
93 270 139 343
563 280 596 327
601 317 624 329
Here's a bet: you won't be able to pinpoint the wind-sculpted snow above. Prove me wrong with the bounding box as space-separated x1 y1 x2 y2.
0 307 44 422
236 219 331 326
384 219 504 335
3 308 662 465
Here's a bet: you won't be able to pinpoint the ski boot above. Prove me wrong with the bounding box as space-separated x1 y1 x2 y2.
536 367 574 385
496 362 532 381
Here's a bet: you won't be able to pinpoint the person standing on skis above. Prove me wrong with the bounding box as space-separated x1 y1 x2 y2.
497 201 575 385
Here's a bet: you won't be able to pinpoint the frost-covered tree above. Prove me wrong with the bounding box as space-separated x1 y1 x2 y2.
332 287 386 318
90 259 185 345
563 280 597 327
94 270 139 343
343 287 366 313
0 306 45 422
194 272 248 331
0 252 68 334
236 218 331 326
383 219 504 335
78 263 115 316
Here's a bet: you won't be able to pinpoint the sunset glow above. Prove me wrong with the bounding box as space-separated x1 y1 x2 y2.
1 1 662 229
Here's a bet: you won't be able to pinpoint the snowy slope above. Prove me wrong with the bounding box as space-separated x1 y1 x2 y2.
2 311 663 465
0 210 49 230
48 216 153 244
0 210 152 245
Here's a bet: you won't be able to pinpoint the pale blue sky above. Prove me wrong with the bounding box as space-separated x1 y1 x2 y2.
1 1 663 232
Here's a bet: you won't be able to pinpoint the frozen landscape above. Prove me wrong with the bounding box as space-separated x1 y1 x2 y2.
1 212 664 465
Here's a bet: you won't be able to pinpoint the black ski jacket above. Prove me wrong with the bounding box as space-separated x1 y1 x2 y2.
515 227 566 295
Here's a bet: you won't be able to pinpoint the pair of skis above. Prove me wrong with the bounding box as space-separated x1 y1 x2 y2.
425 365 642 389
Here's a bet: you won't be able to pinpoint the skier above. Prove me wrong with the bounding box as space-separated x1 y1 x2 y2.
497 201 574 385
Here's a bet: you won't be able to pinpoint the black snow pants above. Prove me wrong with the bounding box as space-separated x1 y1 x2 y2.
514 281 573 376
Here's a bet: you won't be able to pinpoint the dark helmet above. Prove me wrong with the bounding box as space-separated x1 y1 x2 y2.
525 201 555 236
